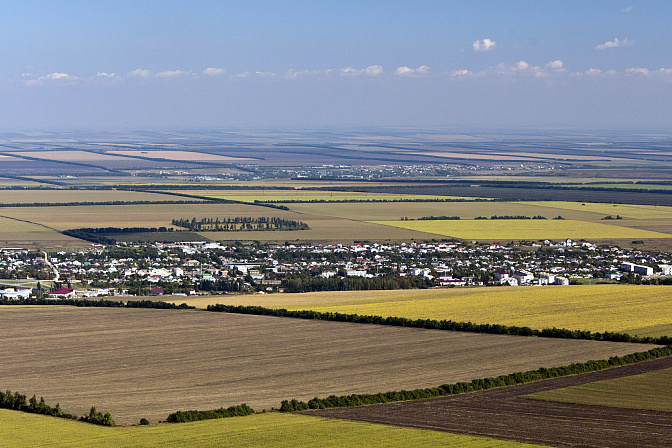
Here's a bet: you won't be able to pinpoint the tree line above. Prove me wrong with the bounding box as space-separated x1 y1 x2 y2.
166 404 254 423
205 304 672 345
172 217 309 232
280 275 433 293
278 345 672 412
0 297 193 310
0 200 202 208
62 226 181 244
0 390 114 426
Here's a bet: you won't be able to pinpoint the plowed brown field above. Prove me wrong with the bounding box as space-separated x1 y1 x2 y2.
307 356 672 448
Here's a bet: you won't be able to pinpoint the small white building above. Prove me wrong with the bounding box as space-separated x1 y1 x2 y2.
555 276 569 285
659 265 672 276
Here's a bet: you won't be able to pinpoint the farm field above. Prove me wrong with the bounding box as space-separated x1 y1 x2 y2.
175 285 672 336
287 200 608 222
309 356 672 448
181 190 474 202
0 202 439 245
0 189 199 204
0 215 81 247
370 219 672 240
0 410 547 448
520 201 672 219
0 306 655 425
8 150 138 163
107 150 258 162
526 366 672 413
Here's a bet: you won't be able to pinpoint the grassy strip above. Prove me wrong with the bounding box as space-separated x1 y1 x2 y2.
166 404 255 423
278 346 672 412
205 304 672 345
0 390 113 426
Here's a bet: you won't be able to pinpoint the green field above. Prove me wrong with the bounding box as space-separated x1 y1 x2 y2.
526 367 672 413
177 285 672 337
369 219 672 240
0 409 547 448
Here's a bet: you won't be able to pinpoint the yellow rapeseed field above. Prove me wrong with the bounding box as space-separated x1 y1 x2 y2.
369 219 672 239
0 410 546 448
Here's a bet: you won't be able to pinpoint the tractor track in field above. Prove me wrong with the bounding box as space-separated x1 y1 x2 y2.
305 356 672 448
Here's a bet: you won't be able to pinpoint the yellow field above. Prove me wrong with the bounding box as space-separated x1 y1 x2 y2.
176 285 672 336
369 219 672 239
0 410 547 448
520 201 672 219
526 367 672 413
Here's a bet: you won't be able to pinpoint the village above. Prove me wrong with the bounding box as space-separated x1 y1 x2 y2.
1 238 670 300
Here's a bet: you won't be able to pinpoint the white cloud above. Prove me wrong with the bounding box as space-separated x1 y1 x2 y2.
340 65 384 76
156 70 187 78
596 38 633 50
451 69 471 77
364 65 383 76
513 60 529 71
545 60 564 70
623 6 634 12
128 68 151 78
473 38 496 52
45 73 75 80
96 72 119 78
395 65 429 76
202 67 226 76
626 67 649 75
24 72 79 86
255 71 276 77
585 68 602 76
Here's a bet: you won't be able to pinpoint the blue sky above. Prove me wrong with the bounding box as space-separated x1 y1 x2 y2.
0 1 670 130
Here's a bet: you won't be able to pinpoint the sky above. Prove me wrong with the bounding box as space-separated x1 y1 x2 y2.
0 1 670 130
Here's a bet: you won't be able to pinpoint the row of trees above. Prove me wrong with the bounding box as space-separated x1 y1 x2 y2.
278 345 672 412
280 275 433 293
63 227 179 244
0 297 193 310
0 390 113 426
172 217 309 231
166 404 254 423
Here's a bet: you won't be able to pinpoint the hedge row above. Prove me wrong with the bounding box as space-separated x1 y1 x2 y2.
279 345 672 412
166 404 254 423
0 390 113 426
205 304 672 346
0 297 194 310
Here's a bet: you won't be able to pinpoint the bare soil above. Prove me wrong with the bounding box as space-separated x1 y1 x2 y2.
0 307 657 425
306 356 672 448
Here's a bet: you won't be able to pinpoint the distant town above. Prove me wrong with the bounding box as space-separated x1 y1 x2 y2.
2 238 670 300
